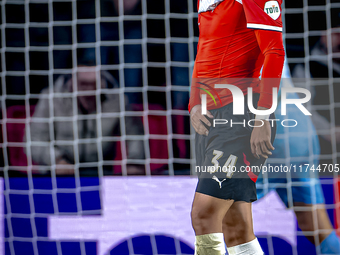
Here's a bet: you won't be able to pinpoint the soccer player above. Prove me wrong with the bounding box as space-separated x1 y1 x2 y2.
189 0 285 254
256 62 340 254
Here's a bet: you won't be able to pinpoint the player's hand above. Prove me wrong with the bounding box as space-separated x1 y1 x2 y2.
190 105 213 136
250 120 274 159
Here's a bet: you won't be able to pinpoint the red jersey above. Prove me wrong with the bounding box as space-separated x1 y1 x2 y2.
189 0 285 111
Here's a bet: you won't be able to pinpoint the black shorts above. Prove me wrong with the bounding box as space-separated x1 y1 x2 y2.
195 93 276 202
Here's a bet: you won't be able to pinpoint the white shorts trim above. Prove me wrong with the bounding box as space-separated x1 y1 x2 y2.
247 23 282 32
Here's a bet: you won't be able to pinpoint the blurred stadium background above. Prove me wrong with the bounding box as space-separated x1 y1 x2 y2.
0 0 340 254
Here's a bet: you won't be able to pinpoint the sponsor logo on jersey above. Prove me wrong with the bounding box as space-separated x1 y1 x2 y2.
264 1 280 20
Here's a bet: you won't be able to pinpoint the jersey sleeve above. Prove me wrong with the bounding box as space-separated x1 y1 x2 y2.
243 0 285 108
254 29 285 108
243 0 283 32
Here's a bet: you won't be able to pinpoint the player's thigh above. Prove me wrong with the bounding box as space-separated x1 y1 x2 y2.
191 192 234 219
222 201 255 246
191 192 234 232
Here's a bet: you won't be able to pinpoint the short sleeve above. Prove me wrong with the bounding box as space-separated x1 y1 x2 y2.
243 0 283 32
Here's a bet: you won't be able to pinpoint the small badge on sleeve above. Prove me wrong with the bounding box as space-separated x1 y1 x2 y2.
264 1 281 20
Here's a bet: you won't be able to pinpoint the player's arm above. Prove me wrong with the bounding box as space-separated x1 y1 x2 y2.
251 29 285 159
255 29 285 109
188 0 214 136
243 0 285 158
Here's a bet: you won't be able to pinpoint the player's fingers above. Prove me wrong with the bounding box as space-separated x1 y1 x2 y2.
198 124 209 136
191 121 202 134
191 112 203 124
191 115 202 128
251 141 259 159
256 144 268 159
192 117 205 131
199 115 211 127
192 110 212 126
206 110 214 119
260 141 272 156
197 119 209 134
190 115 198 125
192 120 208 135
265 140 275 151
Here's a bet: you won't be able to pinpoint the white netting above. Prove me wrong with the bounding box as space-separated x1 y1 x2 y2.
0 0 339 255
1 0 196 176
1 0 197 254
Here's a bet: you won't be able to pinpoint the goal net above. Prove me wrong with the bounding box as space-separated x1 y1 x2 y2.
0 0 339 254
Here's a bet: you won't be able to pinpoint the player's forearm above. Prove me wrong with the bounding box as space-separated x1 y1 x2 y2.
258 52 285 108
